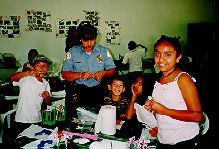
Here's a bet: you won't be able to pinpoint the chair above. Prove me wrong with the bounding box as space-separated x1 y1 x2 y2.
0 109 16 143
199 111 209 135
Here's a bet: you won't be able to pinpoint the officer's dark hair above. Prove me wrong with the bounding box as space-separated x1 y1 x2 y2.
77 21 97 41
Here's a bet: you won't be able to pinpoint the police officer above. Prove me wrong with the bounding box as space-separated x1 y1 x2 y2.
61 22 116 121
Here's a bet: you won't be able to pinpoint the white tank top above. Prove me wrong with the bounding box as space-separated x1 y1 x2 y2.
152 72 199 144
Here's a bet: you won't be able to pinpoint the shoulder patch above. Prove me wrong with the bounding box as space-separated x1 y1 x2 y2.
64 52 71 60
107 50 112 58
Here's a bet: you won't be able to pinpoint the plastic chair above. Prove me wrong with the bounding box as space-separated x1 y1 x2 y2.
0 109 16 143
199 111 209 135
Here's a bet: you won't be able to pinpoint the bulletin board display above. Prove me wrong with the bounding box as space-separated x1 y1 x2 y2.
25 10 52 32
55 18 79 38
0 16 21 38
83 10 101 34
105 21 121 45
83 10 100 27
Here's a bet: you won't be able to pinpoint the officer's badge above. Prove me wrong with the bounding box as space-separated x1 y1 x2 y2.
97 55 102 63
64 52 71 60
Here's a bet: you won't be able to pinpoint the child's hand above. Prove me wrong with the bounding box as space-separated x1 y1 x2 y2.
29 70 39 77
144 99 166 115
41 90 50 98
149 127 158 137
41 90 50 104
131 82 142 97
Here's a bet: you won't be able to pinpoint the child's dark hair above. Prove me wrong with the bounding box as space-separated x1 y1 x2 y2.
154 35 193 75
154 35 182 57
108 75 125 86
77 21 97 40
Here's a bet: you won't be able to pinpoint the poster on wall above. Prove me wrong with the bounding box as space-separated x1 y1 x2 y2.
55 18 79 38
0 16 21 38
83 10 100 33
105 21 121 45
25 10 52 32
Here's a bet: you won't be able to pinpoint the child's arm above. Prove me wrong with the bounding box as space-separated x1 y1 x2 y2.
126 84 142 119
126 94 137 120
10 70 37 82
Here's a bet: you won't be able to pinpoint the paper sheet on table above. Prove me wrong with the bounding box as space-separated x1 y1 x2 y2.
22 139 54 148
17 124 57 140
134 103 157 128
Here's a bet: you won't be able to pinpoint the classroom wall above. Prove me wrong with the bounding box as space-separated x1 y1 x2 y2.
0 0 217 66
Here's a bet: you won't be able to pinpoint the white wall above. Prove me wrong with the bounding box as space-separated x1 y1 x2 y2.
0 0 217 66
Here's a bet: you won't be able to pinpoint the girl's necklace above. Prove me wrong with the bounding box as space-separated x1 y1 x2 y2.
163 68 176 78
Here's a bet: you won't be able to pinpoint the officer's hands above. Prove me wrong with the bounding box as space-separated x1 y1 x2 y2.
94 71 106 81
81 72 94 80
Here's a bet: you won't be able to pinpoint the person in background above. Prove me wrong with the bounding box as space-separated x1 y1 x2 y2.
144 35 202 148
22 49 39 72
61 22 116 122
9 55 51 142
101 75 129 120
122 41 147 88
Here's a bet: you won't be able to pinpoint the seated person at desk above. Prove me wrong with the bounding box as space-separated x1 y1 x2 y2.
61 22 116 122
117 75 146 138
9 55 51 142
101 75 129 120
101 75 146 138
22 49 39 72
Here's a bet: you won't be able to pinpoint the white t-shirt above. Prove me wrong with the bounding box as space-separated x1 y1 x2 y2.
15 76 50 123
122 48 145 72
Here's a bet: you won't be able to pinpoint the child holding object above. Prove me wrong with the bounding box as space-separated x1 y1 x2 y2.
9 55 51 142
144 35 202 148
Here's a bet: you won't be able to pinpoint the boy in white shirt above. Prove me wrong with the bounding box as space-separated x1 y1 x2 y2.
9 55 51 143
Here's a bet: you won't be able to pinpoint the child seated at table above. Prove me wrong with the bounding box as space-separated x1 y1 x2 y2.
101 75 129 120
8 55 51 144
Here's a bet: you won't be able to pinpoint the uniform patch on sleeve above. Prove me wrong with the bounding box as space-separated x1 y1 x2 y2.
107 50 112 58
64 52 71 60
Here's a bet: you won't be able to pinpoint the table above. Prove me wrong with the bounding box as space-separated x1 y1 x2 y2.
15 124 157 149
1 96 158 148
12 102 157 148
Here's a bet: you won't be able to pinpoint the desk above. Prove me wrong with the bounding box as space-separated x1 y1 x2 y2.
11 102 157 148
15 124 157 149
2 97 157 148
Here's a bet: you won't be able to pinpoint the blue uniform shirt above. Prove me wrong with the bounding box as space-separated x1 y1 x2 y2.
62 44 116 87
